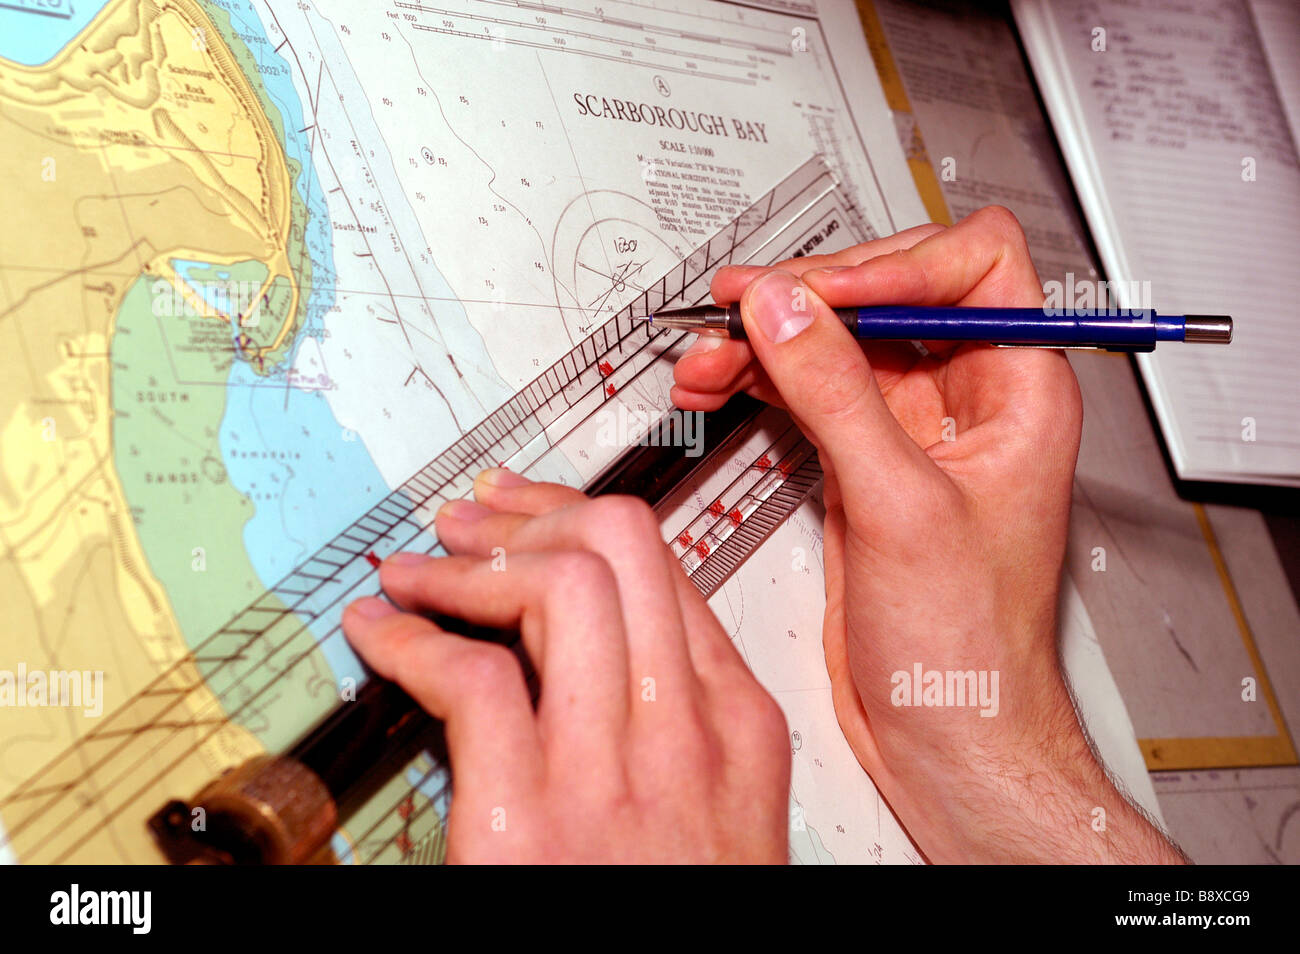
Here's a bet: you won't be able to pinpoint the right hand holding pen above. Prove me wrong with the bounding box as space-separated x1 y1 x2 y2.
672 206 1184 863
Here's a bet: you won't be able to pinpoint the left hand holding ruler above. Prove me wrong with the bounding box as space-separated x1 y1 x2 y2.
2 156 863 864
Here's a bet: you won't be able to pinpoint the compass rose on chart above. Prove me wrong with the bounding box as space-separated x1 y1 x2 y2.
578 257 649 316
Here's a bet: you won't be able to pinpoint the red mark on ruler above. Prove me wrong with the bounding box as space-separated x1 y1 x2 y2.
729 508 744 526
695 541 711 559
365 551 381 568
598 360 614 377
605 382 617 397
709 500 725 516
677 531 693 548
756 454 773 469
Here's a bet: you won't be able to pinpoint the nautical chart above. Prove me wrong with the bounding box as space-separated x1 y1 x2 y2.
0 0 928 863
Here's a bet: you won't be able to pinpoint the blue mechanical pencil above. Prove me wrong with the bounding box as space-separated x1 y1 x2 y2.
648 304 1232 352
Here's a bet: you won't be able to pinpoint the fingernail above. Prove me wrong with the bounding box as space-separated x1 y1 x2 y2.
387 551 432 567
682 334 724 357
477 467 531 488
438 498 491 522
747 271 815 344
350 596 398 620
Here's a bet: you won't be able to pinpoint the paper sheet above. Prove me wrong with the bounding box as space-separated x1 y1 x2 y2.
873 0 1099 284
1248 0 1300 152
1014 0 1300 485
1059 574 1166 829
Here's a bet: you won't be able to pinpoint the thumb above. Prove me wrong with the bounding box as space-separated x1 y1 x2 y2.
739 270 927 509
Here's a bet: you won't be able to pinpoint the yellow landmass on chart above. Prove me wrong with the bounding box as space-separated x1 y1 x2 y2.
0 0 306 860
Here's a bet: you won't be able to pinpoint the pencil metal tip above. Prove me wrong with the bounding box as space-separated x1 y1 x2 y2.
1184 315 1233 344
646 304 733 333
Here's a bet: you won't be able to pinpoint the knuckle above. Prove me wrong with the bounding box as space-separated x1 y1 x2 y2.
970 203 1022 236
583 495 660 543
451 643 519 694
546 548 617 596
746 691 789 748
673 697 719 762
711 684 788 760
969 205 1032 256
377 612 434 654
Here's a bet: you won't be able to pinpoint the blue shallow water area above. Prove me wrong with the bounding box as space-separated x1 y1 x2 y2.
210 0 532 690
220 377 390 685
0 0 109 66
171 258 253 312
206 0 376 686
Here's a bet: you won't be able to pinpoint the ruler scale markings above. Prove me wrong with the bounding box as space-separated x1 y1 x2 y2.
318 545 355 565
490 415 511 445
355 517 389 538
476 417 499 447
456 437 482 464
297 565 342 584
424 460 454 486
292 572 336 586
305 556 345 571
366 509 400 532
442 446 473 473
441 447 466 472
374 502 413 524
383 491 416 512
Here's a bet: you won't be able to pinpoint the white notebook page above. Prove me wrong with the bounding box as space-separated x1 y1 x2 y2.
1015 0 1300 484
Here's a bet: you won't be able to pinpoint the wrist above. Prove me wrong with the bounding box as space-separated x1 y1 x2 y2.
861 655 1184 864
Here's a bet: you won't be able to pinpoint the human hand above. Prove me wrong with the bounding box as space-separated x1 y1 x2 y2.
342 472 791 863
672 206 1183 863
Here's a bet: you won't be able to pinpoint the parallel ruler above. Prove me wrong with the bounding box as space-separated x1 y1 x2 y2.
1 155 870 863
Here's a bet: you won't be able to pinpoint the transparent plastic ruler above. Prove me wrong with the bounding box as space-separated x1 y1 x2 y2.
667 408 823 597
1 155 869 863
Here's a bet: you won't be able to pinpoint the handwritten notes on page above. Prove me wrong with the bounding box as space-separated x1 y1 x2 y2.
1015 0 1300 485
